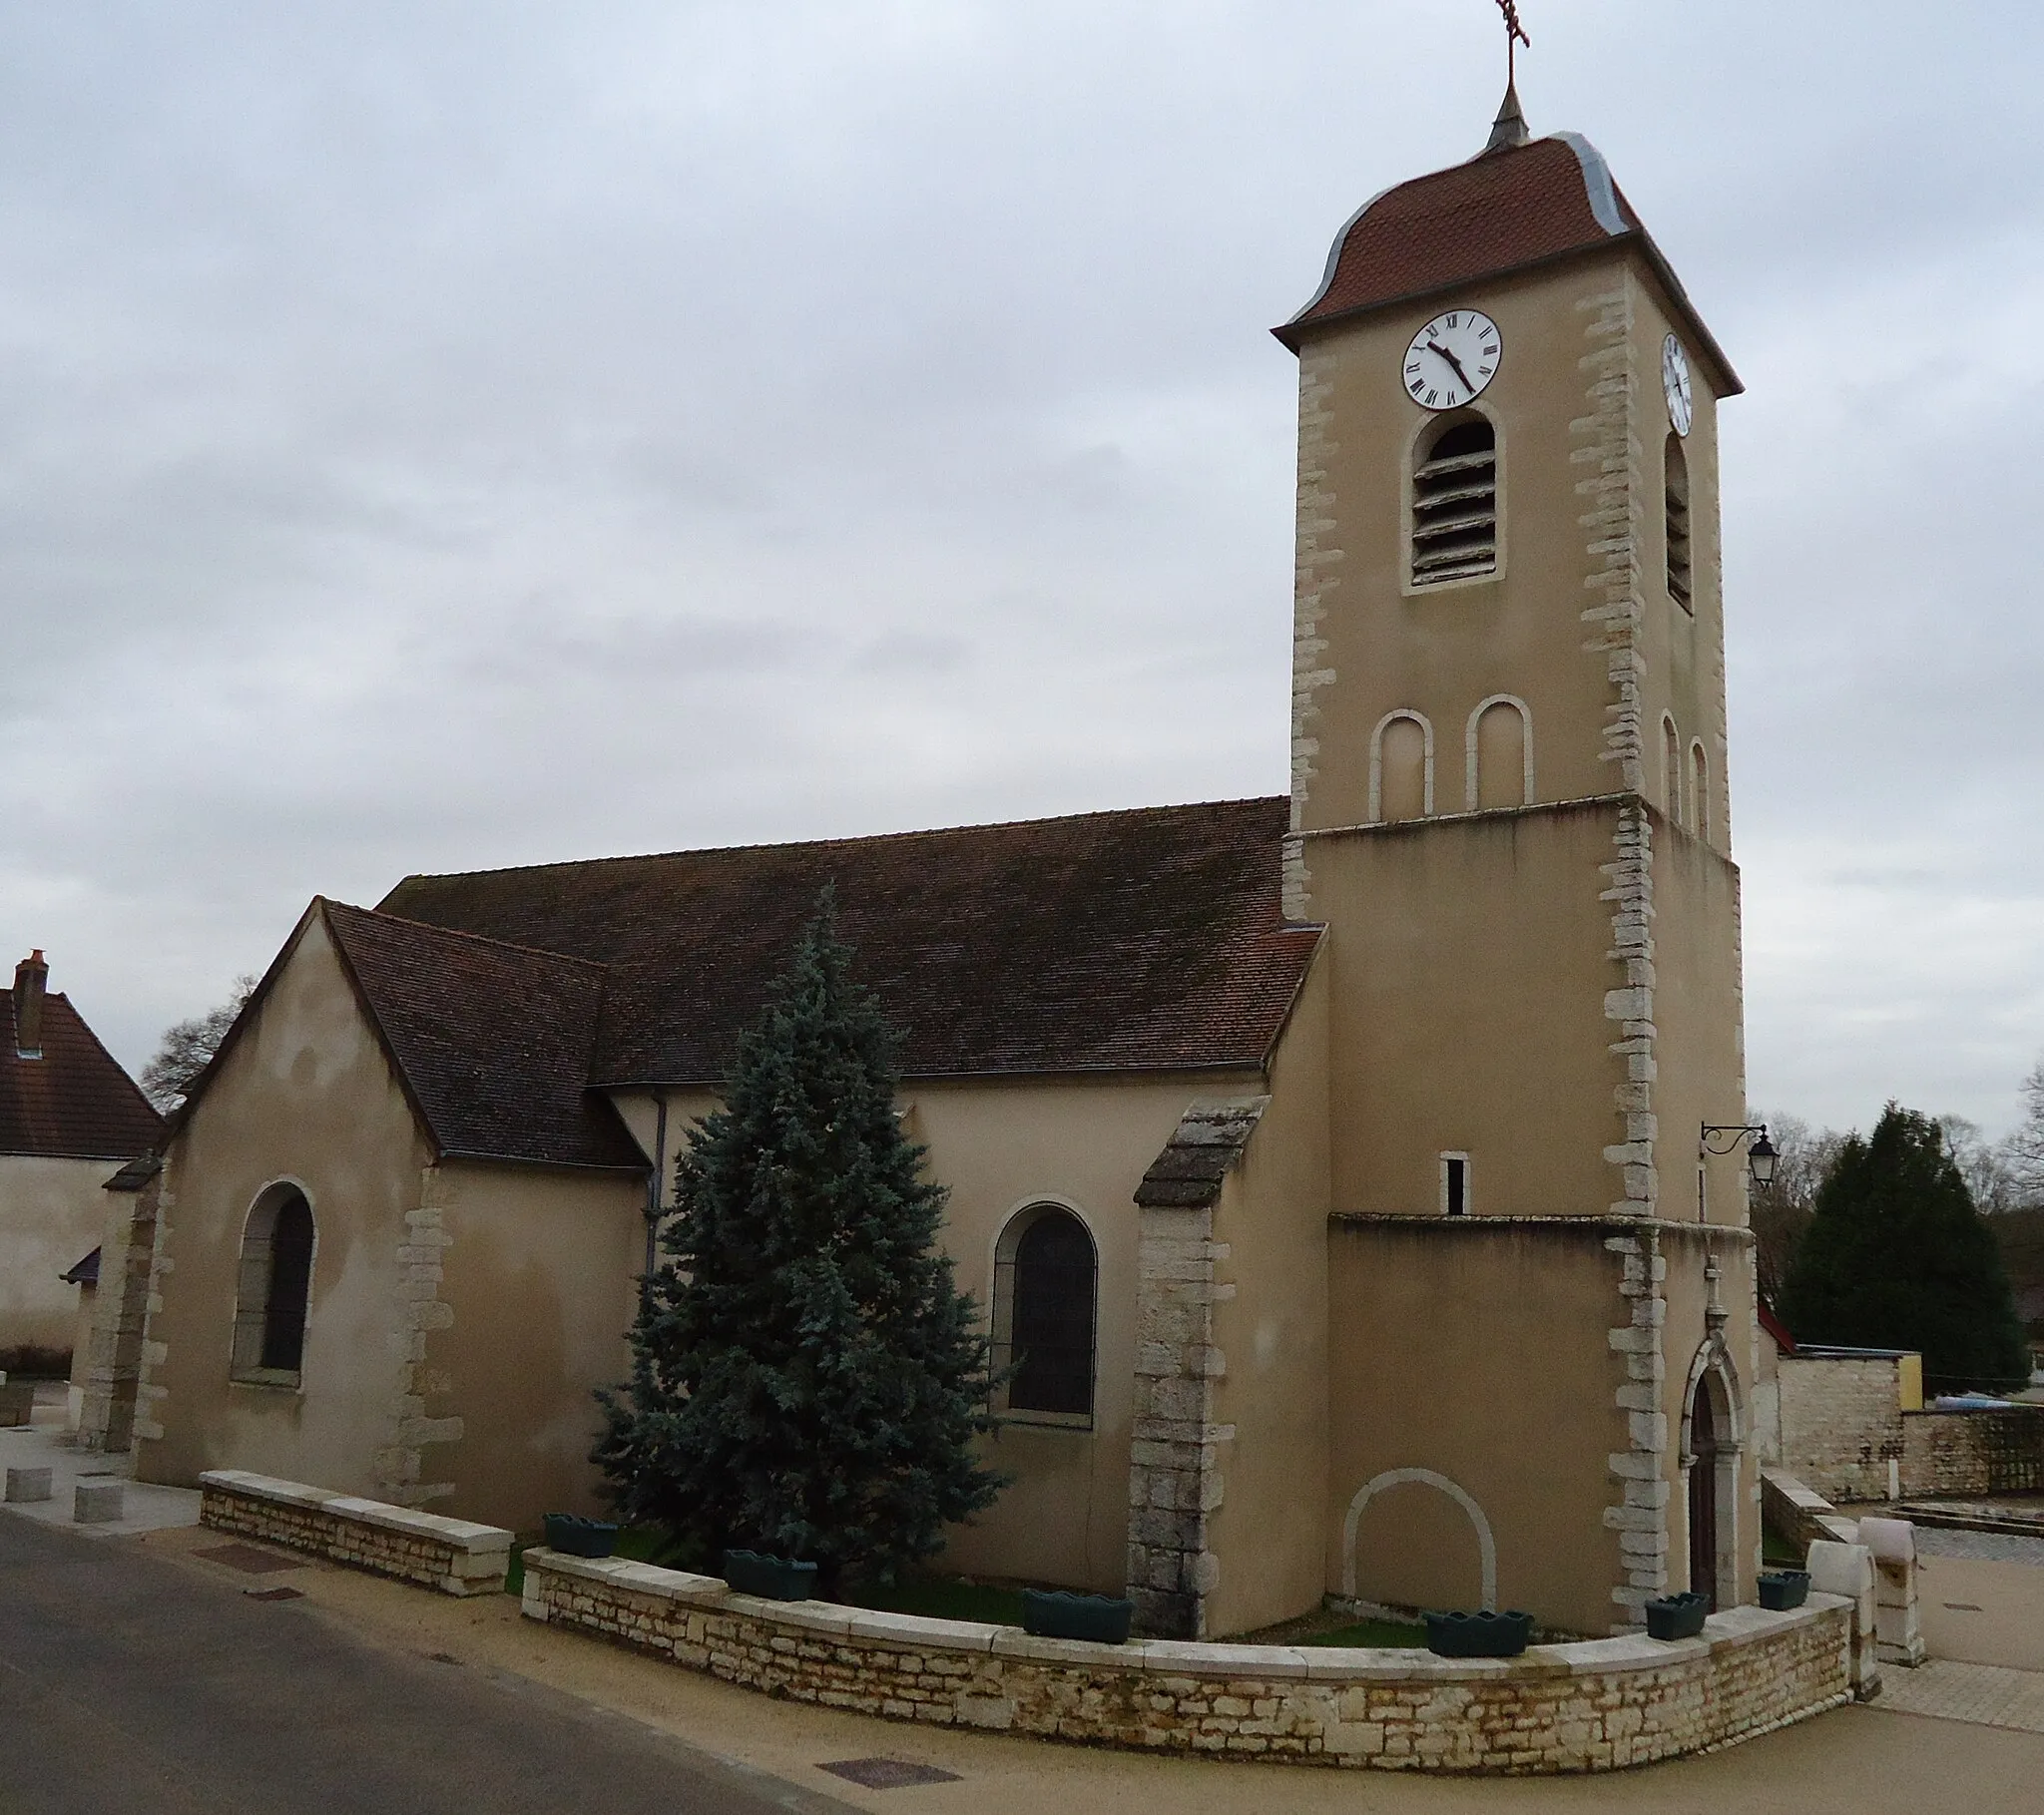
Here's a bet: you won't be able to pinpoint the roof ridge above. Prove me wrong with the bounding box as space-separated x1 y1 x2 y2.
381 795 1285 895
323 898 610 976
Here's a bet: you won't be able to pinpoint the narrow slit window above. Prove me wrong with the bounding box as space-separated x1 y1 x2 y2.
1442 1153 1469 1217
1411 419 1497 586
1665 435 1693 612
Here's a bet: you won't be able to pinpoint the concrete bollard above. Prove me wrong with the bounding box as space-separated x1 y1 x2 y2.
1857 1516 1925 1667
73 1481 125 1524
1808 1539 1881 1700
5 1466 54 1503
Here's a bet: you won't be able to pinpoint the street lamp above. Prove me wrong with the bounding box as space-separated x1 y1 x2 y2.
1701 1123 1777 1188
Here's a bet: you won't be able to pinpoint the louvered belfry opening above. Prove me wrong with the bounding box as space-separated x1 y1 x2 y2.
1410 417 1498 586
1665 435 1693 611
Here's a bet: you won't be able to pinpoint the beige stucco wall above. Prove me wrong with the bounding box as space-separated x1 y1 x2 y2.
1304 803 1627 1219
136 913 432 1499
1325 1218 1630 1637
0 1153 118 1354
1202 960 1332 1636
1649 810 1749 1226
429 1157 643 1532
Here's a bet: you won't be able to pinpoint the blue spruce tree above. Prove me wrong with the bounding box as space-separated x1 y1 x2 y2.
595 897 1004 1588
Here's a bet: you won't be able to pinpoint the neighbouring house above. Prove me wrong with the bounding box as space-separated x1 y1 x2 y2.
89 90 1768 1642
0 951 162 1364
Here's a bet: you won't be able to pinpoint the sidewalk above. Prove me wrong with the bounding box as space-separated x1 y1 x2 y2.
0 1396 201 1538
127 1520 2044 1815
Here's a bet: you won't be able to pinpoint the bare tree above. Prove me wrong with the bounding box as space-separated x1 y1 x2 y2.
139 975 258 1113
1750 1113 1845 1307
1938 1114 2020 1215
1998 1060 2044 1208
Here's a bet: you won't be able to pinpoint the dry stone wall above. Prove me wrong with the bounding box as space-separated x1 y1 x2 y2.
199 1469 510 1595
522 1550 1853 1774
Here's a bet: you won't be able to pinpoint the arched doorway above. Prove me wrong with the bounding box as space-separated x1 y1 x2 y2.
1688 1376 1718 1608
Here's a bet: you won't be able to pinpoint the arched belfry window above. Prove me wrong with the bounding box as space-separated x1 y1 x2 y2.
232 1183 315 1385
1411 416 1497 586
992 1203 1098 1424
1665 436 1693 612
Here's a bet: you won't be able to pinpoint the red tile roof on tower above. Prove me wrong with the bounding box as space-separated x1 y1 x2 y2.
1274 133 1740 393
0 991 163 1161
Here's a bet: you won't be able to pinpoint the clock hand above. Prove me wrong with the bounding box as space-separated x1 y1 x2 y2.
1427 341 1477 392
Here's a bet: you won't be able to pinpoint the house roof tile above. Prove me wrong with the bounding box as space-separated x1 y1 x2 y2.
320 902 645 1171
376 795 1319 1096
0 993 162 1161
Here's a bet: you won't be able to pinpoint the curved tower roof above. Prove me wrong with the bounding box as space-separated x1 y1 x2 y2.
1274 130 1740 395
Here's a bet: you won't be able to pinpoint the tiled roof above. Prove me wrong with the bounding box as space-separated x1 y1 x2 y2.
0 993 163 1161
1275 134 1740 393
320 902 644 1171
377 797 1321 1092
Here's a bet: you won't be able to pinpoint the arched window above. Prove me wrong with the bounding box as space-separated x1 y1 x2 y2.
1411 417 1497 586
232 1184 315 1385
992 1204 1097 1422
1690 741 1711 842
1370 710 1433 823
1665 436 1693 612
1661 714 1683 826
1465 695 1532 810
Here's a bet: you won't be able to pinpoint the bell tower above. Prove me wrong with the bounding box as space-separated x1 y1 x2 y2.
1286 93 1764 1632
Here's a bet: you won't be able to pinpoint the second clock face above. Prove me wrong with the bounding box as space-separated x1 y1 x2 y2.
1402 308 1502 411
1663 333 1694 437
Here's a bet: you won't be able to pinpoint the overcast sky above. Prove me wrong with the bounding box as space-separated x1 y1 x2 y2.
4 1 2041 1139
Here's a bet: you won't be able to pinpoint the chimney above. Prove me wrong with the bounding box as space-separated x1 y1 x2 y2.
14 950 47 1059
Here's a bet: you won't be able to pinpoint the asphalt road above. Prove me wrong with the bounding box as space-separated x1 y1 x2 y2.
0 1513 854 1815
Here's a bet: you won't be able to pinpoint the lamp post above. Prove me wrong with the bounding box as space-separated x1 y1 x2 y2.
1698 1123 1777 1221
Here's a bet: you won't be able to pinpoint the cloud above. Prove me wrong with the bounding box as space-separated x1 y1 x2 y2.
2 1 2040 1139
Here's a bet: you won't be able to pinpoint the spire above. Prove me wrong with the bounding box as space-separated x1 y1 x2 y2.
1482 0 1533 155
1482 75 1530 155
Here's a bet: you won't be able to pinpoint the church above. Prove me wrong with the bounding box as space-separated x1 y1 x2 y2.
87 86 1763 1643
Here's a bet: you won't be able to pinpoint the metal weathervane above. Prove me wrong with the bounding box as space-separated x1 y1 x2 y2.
1495 0 1531 83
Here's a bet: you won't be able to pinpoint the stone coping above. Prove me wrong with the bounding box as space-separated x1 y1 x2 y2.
198 1470 513 1557
526 1546 1845 1685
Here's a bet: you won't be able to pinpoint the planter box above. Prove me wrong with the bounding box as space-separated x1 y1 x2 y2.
543 1513 620 1559
1646 1591 1709 1640
1424 1609 1532 1658
1758 1570 1810 1611
722 1550 818 1601
1021 1589 1135 1645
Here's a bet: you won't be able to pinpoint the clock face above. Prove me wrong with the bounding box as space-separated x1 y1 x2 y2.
1401 308 1501 411
1663 333 1694 437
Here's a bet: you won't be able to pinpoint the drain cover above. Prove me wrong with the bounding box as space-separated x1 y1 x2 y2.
817 1758 961 1789
196 1543 303 1576
246 1587 304 1601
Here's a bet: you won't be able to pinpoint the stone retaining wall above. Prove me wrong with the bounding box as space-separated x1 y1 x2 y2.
522 1550 1855 1773
1901 1408 2044 1498
198 1469 511 1595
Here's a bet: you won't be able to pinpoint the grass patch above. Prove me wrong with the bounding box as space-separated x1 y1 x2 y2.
842 1577 1026 1627
1298 1616 1429 1648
